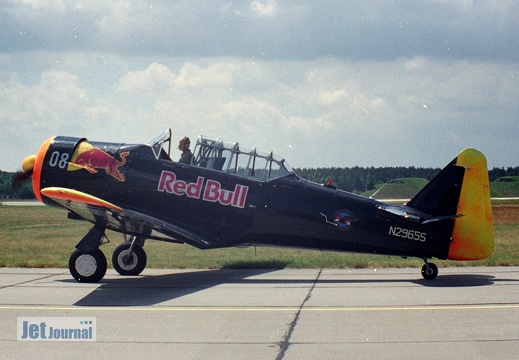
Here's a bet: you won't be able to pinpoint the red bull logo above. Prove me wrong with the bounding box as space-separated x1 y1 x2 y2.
157 170 249 208
68 142 129 182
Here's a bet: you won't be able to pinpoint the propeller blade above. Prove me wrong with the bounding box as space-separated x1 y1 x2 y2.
12 155 36 189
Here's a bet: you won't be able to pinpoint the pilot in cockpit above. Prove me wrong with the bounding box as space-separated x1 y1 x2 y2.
178 137 193 164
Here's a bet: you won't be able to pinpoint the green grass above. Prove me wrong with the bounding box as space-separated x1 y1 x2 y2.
362 178 429 199
490 176 519 197
1 204 517 269
362 176 519 200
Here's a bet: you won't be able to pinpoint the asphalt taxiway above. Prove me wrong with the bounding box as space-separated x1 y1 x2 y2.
1 266 518 359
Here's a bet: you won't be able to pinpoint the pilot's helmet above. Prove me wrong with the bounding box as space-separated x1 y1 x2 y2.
178 137 190 150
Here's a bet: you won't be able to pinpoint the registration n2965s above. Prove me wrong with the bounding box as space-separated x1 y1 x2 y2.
389 226 426 242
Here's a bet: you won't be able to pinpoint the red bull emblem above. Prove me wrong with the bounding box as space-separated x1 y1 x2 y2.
68 142 129 182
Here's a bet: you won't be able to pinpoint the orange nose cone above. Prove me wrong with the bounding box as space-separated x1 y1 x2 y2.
32 136 55 202
22 155 36 173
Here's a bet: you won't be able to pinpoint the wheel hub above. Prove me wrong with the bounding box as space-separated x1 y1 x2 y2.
75 254 97 277
117 250 137 270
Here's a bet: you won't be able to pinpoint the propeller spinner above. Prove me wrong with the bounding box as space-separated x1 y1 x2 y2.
22 154 36 173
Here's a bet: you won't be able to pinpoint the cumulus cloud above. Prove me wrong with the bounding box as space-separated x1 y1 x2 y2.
0 1 518 171
249 0 277 17
118 63 176 93
2 1 518 60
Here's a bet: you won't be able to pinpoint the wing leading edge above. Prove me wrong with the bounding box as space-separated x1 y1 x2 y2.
40 187 214 248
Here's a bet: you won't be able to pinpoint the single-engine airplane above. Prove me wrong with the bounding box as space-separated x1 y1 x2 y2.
17 129 494 282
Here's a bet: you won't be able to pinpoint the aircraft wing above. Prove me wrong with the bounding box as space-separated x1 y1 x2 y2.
40 187 213 248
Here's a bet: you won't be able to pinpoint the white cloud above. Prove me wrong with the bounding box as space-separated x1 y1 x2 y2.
0 70 86 128
249 0 277 17
175 62 235 88
118 63 175 93
1 1 518 171
3 1 518 60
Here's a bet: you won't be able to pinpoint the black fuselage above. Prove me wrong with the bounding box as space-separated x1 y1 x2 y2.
39 138 453 260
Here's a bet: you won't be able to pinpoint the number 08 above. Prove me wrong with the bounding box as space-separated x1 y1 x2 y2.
49 151 70 169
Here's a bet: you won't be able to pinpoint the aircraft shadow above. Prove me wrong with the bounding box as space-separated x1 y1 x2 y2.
411 274 495 287
71 269 497 307
73 269 278 307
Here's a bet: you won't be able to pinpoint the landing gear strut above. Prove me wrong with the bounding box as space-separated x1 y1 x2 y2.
68 225 108 283
421 260 438 280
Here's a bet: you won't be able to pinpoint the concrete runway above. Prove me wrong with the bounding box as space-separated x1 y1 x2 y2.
1 266 518 359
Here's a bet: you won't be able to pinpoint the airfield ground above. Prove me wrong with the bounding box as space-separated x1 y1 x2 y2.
1 202 518 358
1 266 518 359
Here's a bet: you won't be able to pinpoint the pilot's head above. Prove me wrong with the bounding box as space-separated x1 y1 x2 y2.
178 137 190 151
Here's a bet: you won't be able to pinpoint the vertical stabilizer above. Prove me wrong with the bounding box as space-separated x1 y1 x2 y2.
407 148 494 260
447 149 494 260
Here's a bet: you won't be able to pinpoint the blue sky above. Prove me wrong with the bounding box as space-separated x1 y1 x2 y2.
1 0 518 171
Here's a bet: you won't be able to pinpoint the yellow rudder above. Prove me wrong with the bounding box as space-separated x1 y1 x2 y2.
447 149 494 260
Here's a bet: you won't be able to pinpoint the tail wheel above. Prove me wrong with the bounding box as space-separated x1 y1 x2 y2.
421 262 438 280
112 243 147 276
69 249 107 283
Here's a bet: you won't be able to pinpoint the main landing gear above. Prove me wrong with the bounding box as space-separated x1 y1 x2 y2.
68 226 147 283
421 259 438 280
69 248 107 283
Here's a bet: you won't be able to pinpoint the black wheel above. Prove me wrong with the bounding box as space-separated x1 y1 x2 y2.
421 262 438 280
112 243 147 276
69 249 107 283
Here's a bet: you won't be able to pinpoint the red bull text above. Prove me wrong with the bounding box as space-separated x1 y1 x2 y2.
157 170 249 208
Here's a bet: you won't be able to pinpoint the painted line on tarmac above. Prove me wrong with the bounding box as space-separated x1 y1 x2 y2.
1 303 518 312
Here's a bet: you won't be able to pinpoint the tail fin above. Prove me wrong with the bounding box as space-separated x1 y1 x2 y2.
407 149 494 260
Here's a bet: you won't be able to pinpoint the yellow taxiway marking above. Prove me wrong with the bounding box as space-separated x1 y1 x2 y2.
1 304 518 312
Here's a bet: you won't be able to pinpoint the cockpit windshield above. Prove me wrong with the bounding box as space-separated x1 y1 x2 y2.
148 129 172 160
193 135 293 181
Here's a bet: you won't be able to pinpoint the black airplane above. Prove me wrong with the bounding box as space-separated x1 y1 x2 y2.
18 129 494 282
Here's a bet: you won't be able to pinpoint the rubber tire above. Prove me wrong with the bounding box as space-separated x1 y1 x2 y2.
421 262 438 280
69 249 107 283
112 243 147 276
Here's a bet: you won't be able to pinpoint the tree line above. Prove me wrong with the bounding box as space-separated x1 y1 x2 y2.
295 166 519 194
1 166 519 199
0 170 35 199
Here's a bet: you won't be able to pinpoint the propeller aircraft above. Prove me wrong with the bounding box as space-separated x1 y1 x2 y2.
18 129 494 282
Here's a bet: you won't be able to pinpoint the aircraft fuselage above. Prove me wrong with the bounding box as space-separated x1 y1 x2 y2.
38 137 452 260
